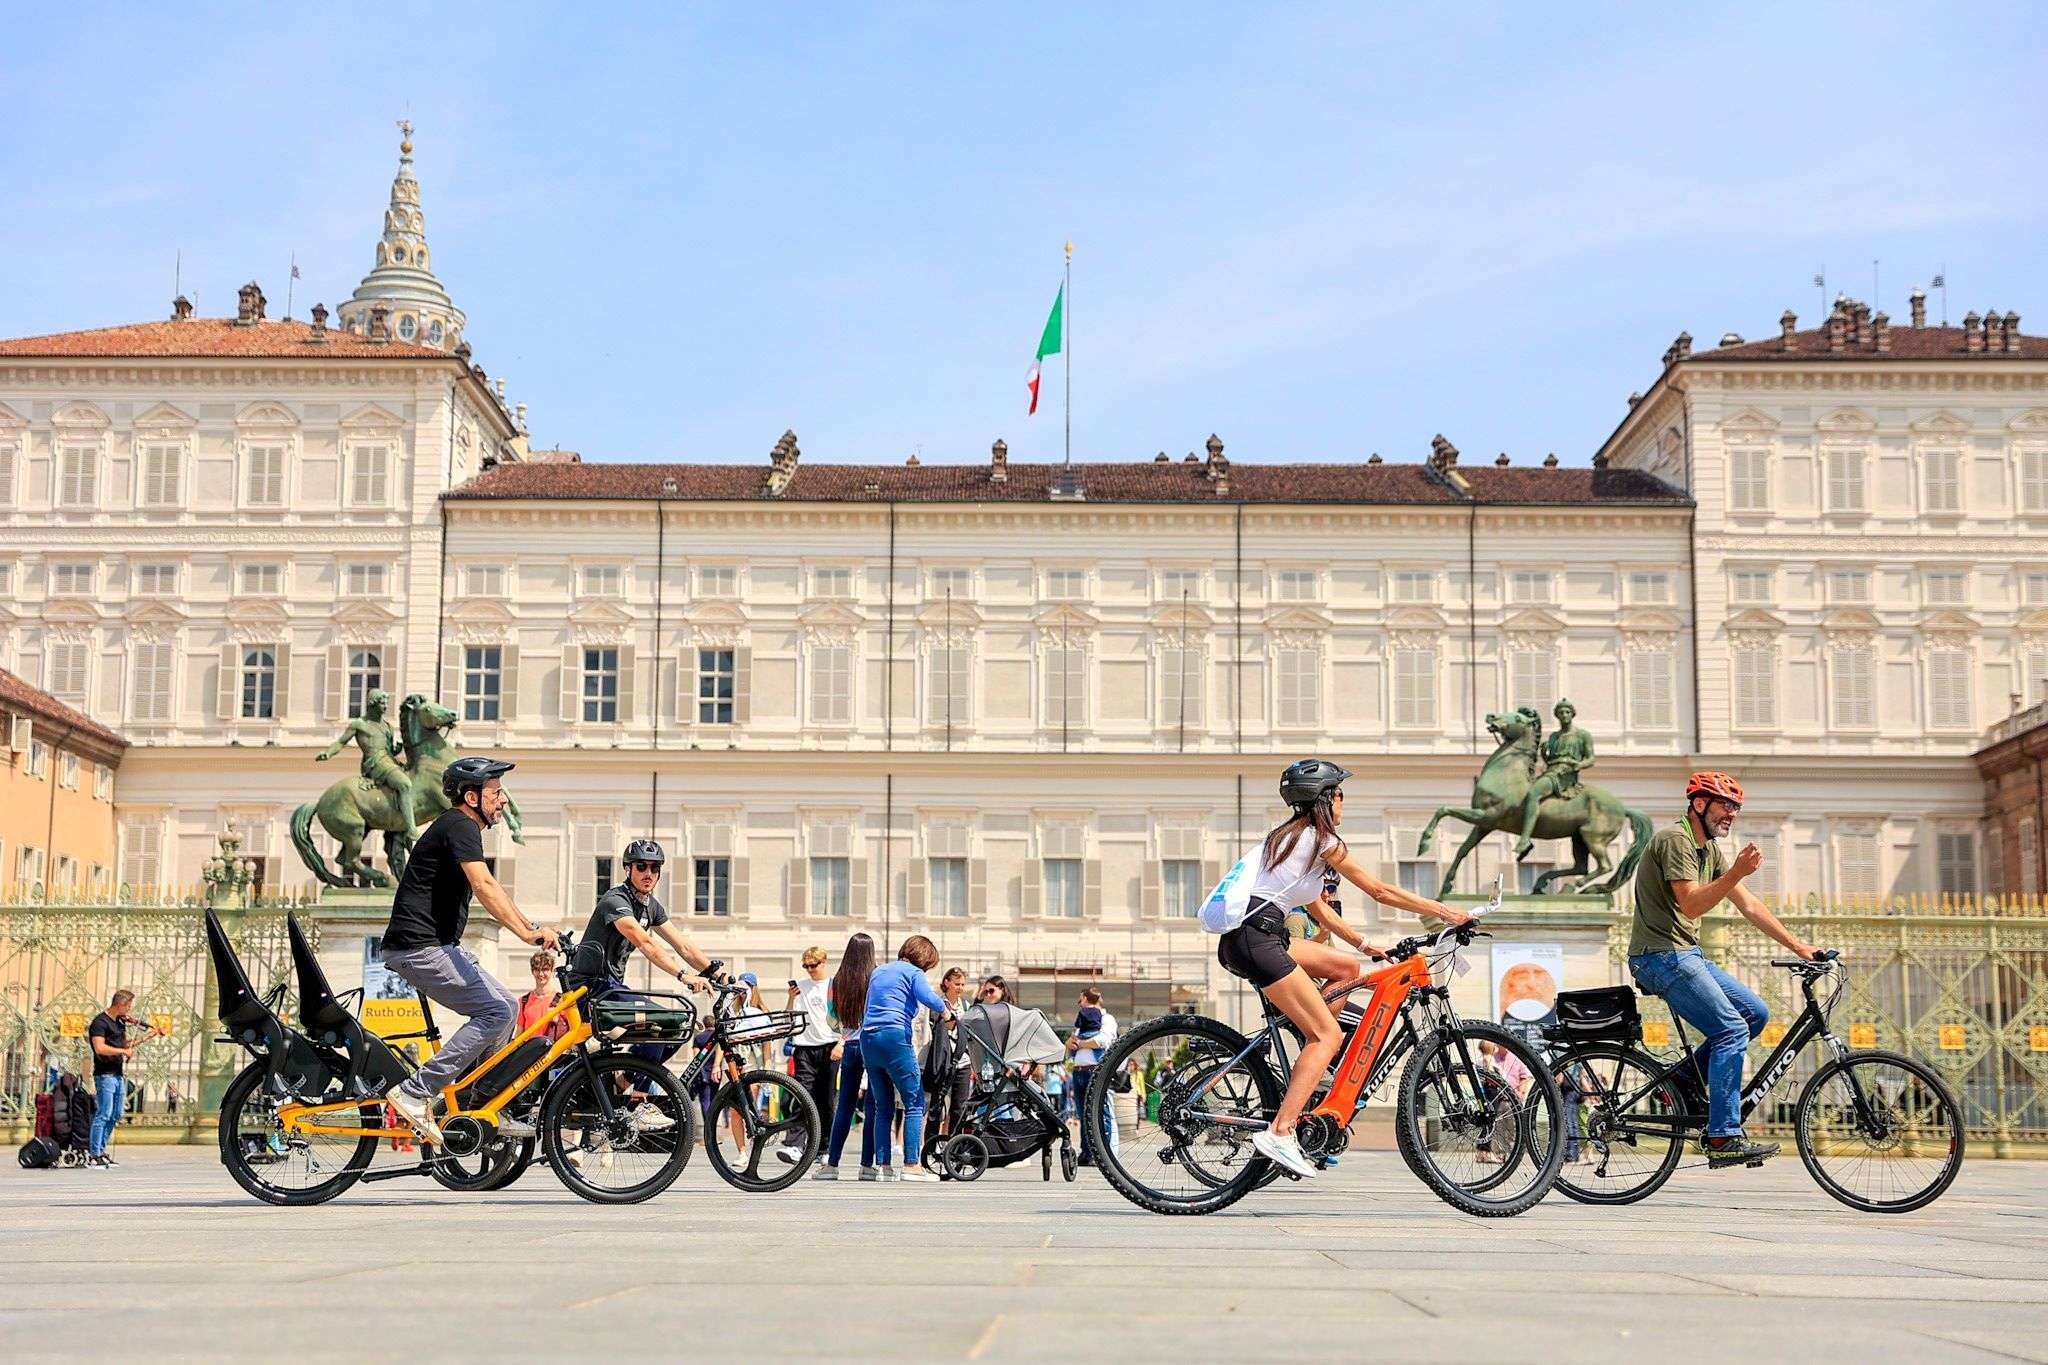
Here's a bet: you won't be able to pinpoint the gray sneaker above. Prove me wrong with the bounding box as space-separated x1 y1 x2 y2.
811 1164 840 1181
857 1165 880 1182
877 1165 901 1183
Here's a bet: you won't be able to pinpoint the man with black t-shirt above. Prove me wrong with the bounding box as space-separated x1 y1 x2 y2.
86 989 144 1169
378 756 556 1145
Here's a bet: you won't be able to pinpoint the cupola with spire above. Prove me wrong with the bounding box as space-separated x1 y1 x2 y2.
337 120 466 350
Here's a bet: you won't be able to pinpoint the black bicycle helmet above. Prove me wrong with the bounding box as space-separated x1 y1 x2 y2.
1279 757 1352 810
442 756 515 808
621 838 666 867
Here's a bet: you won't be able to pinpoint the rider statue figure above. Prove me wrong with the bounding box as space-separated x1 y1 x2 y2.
314 688 418 832
1515 697 1594 861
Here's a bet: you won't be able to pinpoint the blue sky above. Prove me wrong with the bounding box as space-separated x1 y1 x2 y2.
4 4 2043 467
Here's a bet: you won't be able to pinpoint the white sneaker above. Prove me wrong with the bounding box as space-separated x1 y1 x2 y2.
774 1144 802 1166
1251 1129 1317 1179
811 1164 840 1181
386 1089 445 1146
628 1104 675 1133
877 1165 901 1182
899 1167 938 1182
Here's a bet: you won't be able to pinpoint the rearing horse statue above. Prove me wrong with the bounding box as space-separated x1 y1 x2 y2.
1415 707 1651 898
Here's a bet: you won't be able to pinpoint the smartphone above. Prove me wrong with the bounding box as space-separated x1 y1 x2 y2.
787 978 800 992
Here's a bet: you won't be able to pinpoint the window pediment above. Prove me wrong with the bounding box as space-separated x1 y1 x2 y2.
125 600 188 628
340 403 404 430
1917 608 1977 636
1821 606 1882 632
684 601 750 630
568 599 635 629
1263 605 1332 632
39 598 102 626
236 402 299 429
333 599 403 628
1725 607 1785 635
51 402 109 429
1721 407 1779 434
0 401 25 429
2008 409 2048 432
2018 608 2048 636
447 598 515 627
1816 408 1876 433
1384 605 1447 631
796 602 866 630
1034 603 1099 631
133 402 197 431
1148 602 1215 630
1910 410 1971 435
224 597 290 628
916 600 983 630
1500 607 1564 636
1618 606 1684 635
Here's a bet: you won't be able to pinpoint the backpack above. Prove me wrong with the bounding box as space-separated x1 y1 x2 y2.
18 1136 59 1170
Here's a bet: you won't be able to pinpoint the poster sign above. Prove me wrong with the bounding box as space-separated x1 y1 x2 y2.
363 936 418 1002
363 936 434 1063
1491 943 1564 1053
1850 1023 1877 1048
59 1011 88 1038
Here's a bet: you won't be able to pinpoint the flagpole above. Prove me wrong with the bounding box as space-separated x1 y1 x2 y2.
1063 239 1072 468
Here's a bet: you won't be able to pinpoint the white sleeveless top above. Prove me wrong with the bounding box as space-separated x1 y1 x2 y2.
1200 831 1341 934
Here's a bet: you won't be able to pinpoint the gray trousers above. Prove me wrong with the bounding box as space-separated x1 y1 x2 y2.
381 944 517 1102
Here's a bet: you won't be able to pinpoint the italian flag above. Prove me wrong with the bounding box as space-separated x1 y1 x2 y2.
1027 283 1064 415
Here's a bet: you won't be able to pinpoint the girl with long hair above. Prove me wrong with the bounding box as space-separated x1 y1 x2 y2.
811 932 879 1180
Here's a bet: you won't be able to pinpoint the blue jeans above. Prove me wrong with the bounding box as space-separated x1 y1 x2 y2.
861 1027 927 1166
825 1037 871 1168
90 1073 124 1156
1629 948 1768 1138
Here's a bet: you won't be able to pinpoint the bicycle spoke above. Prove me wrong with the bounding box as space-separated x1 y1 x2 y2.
1797 1053 1963 1213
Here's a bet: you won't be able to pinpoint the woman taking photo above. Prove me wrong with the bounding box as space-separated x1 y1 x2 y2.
811 932 878 1181
1205 758 1469 1179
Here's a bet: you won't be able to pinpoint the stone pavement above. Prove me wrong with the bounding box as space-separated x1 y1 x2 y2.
3 1147 2045 1362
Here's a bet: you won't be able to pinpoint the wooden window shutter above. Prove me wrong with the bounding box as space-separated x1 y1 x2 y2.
327 643 348 720
440 643 462 710
787 856 808 918
272 644 291 718
730 856 750 920
616 643 637 723
500 643 520 720
559 644 581 723
851 858 870 919
907 858 927 918
1022 859 1042 920
1141 859 1161 919
969 858 988 917
734 647 753 725
1084 860 1102 918
217 643 241 719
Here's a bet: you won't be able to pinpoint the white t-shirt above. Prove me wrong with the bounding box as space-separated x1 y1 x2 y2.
1072 1009 1118 1067
793 977 835 1047
1249 831 1341 916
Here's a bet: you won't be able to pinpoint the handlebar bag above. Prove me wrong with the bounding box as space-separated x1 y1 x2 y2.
1544 986 1641 1044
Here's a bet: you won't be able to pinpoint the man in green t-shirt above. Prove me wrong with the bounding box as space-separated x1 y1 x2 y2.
1628 771 1819 1168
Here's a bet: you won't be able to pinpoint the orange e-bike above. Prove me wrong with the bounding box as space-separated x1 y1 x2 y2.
1087 881 1566 1216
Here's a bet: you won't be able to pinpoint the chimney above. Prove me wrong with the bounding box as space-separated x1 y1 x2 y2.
494 377 507 401
905 451 920 466
1183 450 1199 463
1542 452 1560 468
764 429 801 495
453 339 473 362
1494 451 1510 467
1205 433 1228 481
1852 301 1871 346
1826 308 1847 353
1592 451 1610 470
1673 331 1692 362
1428 434 1459 473
1964 312 1983 353
515 402 528 433
170 295 194 322
368 302 391 342
1985 310 2004 353
1367 452 1383 465
989 438 1008 484
308 302 328 338
1872 311 1891 353
1908 288 1927 328
1153 451 1169 463
234 281 267 326
1779 309 1798 351
660 476 678 495
2005 312 2023 353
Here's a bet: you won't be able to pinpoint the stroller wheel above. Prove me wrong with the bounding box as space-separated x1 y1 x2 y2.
1061 1143 1079 1183
923 1142 952 1180
1042 1146 1054 1181
946 1134 990 1183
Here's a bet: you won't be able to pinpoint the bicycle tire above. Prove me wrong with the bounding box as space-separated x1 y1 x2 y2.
1548 1042 1685 1206
1397 1021 1564 1218
1394 1060 1524 1195
705 1069 820 1192
217 1060 378 1207
482 1137 537 1190
539 1053 695 1205
1087 1014 1281 1216
430 1134 535 1193
1794 1048 1964 1214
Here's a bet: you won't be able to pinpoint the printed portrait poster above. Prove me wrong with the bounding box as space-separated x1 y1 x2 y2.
1492 943 1565 1053
362 935 436 1065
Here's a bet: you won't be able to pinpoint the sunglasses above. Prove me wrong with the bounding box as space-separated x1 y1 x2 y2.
628 861 662 873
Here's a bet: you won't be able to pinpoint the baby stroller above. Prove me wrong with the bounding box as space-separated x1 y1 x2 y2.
922 1000 1077 1182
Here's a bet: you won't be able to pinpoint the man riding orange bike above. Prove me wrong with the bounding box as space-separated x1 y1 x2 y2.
1627 771 1821 1169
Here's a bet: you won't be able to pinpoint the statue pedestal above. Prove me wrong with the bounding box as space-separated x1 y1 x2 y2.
1443 890 1622 1043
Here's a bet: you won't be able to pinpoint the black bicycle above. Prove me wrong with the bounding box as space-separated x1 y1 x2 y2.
1547 951 1964 1213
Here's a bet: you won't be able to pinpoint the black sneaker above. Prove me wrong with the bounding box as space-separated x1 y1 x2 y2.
1703 1135 1778 1168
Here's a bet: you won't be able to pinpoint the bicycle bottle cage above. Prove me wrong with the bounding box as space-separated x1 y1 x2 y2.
591 992 697 1043
1543 986 1641 1044
205 909 337 1100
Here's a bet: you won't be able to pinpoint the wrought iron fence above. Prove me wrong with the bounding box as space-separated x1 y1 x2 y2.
1610 895 2048 1154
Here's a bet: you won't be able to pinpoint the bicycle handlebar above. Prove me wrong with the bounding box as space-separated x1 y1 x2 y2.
1771 948 1840 969
1383 875 1505 962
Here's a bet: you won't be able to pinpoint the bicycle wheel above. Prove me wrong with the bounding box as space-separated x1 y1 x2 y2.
540 1054 696 1205
1395 1065 1523 1195
1795 1049 1964 1213
430 1134 532 1193
482 1137 537 1190
217 1060 379 1206
1550 1043 1685 1205
1087 1014 1281 1216
1398 1021 1564 1218
705 1069 819 1192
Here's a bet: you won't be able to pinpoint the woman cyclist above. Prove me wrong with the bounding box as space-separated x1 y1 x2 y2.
1207 758 1470 1178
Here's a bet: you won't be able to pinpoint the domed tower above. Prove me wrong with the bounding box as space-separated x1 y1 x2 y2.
337 120 467 350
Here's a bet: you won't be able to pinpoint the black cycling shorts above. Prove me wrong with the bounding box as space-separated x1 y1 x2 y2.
1217 903 1297 989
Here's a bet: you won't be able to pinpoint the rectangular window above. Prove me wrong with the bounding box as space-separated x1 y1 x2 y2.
342 563 388 597
1733 646 1776 728
461 646 501 722
1158 645 1203 730
1729 448 1770 511
240 646 278 720
1397 860 1437 899
1042 645 1087 728
93 763 112 801
1837 831 1880 897
131 640 176 722
1276 648 1321 727
0 443 15 506
1832 645 1875 728
239 563 283 596
579 565 622 598
580 646 619 723
809 856 850 916
0 562 12 597
26 740 48 778
1825 448 1866 512
139 442 182 507
1044 568 1087 600
928 567 971 599
2023 450 2048 514
929 857 969 917
2023 571 2048 606
1508 571 1551 605
134 563 177 596
52 563 94 596
2019 819 2039 897
348 444 390 505
811 567 854 599
58 446 97 507
1928 648 1972 730
2030 649 2048 708
809 644 852 724
593 855 615 904
1826 569 1871 604
46 640 89 704
1394 648 1437 727
697 648 735 724
1630 649 1675 729
928 644 970 730
1730 567 1773 605
345 648 384 718
1043 858 1083 918
59 752 79 789
1923 571 1968 606
1922 450 1962 512
1936 833 1977 896
244 444 286 507
697 565 738 597
120 823 161 889
1163 859 1204 919
1158 569 1202 600
1390 570 1435 604
17 845 45 887
464 565 505 597
1628 571 1673 605
1986 826 2004 896
692 856 732 917
1273 570 1319 602
1509 648 1555 714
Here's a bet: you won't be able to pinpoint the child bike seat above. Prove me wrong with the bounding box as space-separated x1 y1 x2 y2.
288 914 410 1100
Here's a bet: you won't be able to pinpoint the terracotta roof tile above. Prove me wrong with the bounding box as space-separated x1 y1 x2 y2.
1694 322 2046 363
0 316 451 361
0 668 128 753
450 459 1689 507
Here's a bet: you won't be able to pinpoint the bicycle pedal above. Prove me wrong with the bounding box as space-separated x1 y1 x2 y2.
1745 1157 1766 1168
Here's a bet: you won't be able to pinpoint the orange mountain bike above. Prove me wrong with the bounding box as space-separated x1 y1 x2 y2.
1088 883 1566 1216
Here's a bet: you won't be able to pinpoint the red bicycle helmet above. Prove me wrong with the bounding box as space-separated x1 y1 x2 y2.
1684 771 1745 805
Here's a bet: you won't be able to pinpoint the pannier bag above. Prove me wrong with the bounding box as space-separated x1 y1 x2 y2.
1545 986 1641 1043
590 994 696 1044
